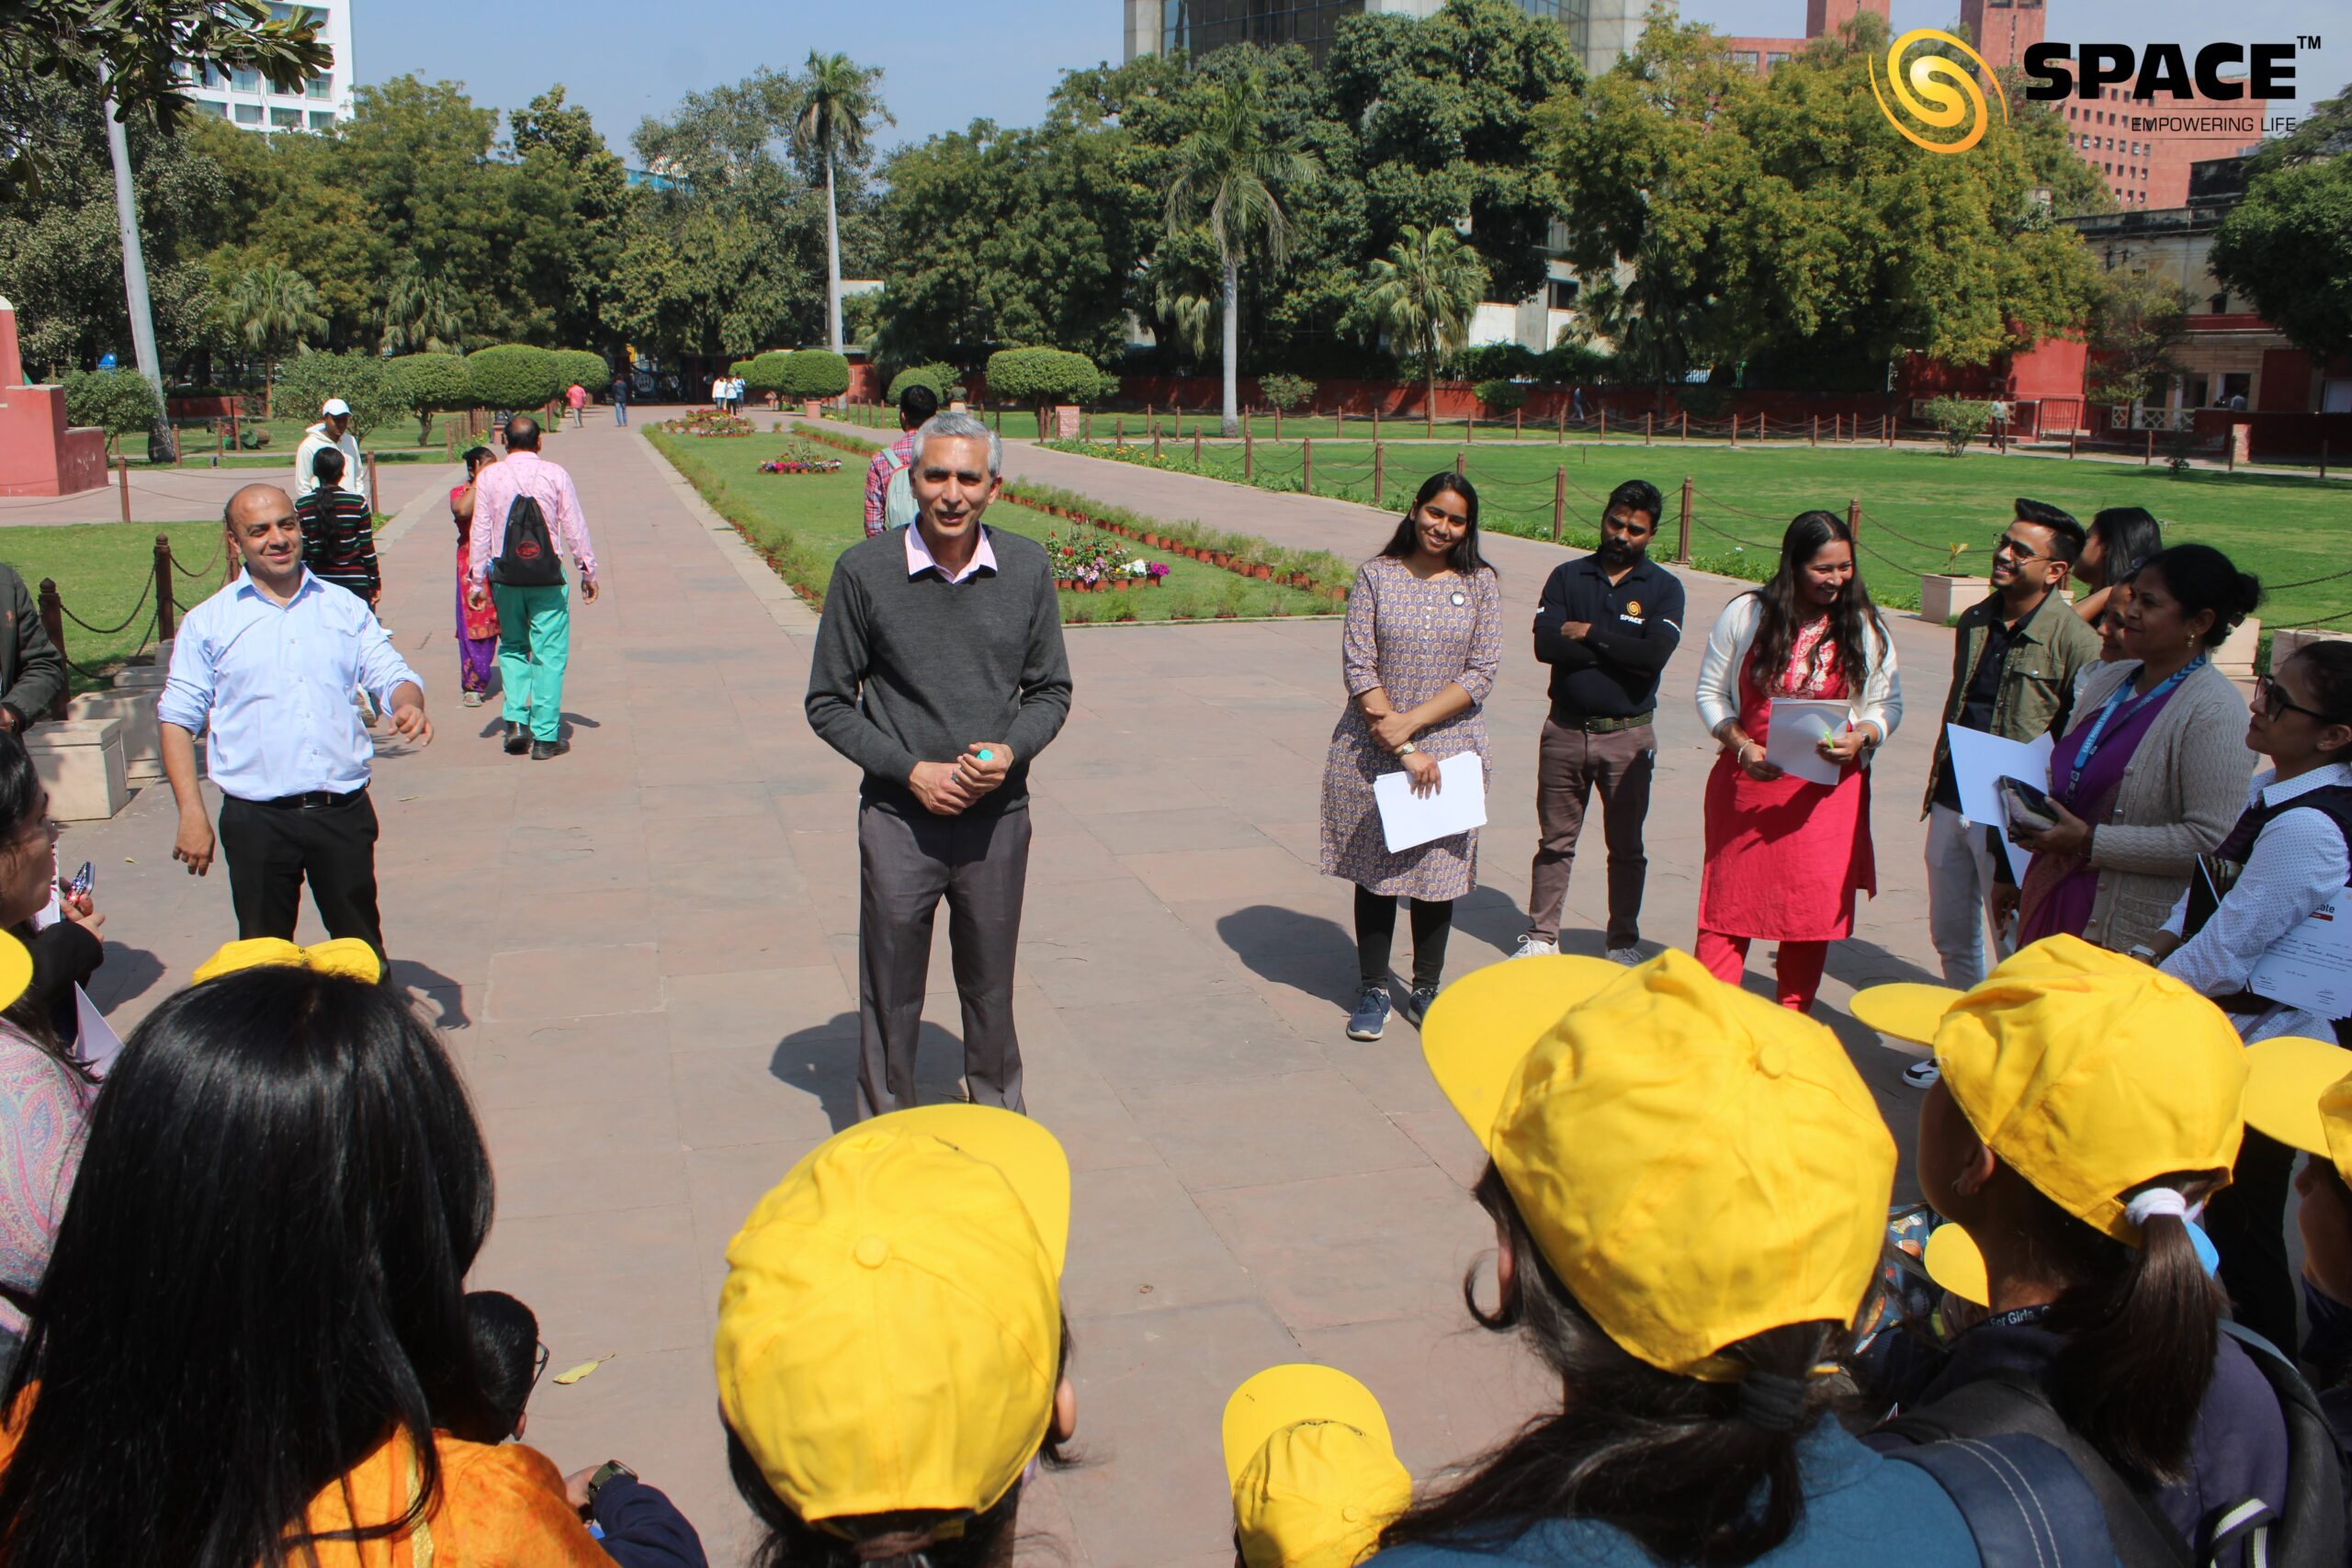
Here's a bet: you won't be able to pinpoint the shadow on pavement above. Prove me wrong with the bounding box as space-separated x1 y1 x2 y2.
768 1015 972 1133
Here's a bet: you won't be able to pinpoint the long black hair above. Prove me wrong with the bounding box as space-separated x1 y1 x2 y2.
2086 507 2164 592
1747 511 1886 696
1380 472 1491 578
2132 544 2263 650
1379 1166 1849 1566
0 966 497 1567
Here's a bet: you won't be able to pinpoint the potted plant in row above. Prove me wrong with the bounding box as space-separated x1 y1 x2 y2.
1918 543 1985 625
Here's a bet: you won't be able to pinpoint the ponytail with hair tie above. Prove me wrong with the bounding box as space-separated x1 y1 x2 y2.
1735 1362 1842 1433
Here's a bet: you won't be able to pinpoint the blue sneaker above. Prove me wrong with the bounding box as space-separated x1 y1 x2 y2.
1346 986 1391 1042
1396 984 1439 1029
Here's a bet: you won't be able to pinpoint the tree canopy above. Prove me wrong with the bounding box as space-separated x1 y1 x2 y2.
2211 83 2352 364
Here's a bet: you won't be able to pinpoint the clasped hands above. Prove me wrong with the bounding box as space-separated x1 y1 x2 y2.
909 742 1015 817
1370 710 1442 798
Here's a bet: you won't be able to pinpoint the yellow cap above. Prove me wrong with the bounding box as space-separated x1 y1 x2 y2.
1850 982 1964 1046
2321 1072 2352 1190
2244 1037 2352 1157
191 936 381 986
714 1106 1070 1529
1223 1366 1411 1568
1422 950 1897 1376
0 930 30 1013
1932 935 2245 1244
1922 1224 1988 1308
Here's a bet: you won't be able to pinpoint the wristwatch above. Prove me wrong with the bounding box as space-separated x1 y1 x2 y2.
1396 741 1418 756
584 1459 637 1511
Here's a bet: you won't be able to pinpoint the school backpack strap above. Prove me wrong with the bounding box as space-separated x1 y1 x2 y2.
1878 1371 2197 1567
1883 1431 2122 1566
2218 1320 2351 1568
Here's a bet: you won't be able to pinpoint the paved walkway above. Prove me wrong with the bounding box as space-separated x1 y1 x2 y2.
70 416 1982 1566
0 448 496 525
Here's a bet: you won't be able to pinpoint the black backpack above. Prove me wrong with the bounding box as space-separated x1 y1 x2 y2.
1877 1324 2350 1568
492 492 564 588
1885 1429 2124 1564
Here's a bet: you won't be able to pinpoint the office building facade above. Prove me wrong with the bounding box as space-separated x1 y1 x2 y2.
175 1 357 134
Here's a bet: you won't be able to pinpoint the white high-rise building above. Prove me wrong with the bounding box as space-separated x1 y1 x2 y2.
1124 0 1636 78
175 1 357 134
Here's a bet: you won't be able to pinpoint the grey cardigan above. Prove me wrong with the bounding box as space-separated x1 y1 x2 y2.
2060 658 2254 953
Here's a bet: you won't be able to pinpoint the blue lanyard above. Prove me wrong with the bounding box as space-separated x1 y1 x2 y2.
2064 658 2203 798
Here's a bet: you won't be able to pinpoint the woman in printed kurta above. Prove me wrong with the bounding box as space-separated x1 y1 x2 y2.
1693 511 1902 1013
451 446 501 705
1321 473 1502 1042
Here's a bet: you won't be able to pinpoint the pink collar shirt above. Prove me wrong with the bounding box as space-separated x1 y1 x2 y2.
903 523 998 586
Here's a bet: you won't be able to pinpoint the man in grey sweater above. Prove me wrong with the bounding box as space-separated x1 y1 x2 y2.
806 412 1073 1118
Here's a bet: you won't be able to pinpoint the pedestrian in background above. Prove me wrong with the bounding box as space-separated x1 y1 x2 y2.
564 381 587 427
863 383 937 536
467 416 598 761
292 397 360 502
1516 479 1682 965
448 446 501 708
1694 511 1900 1012
1321 473 1501 1043
294 446 380 612
611 371 630 427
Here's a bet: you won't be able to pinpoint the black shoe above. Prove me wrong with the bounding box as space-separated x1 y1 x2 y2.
530 739 568 761
503 723 529 755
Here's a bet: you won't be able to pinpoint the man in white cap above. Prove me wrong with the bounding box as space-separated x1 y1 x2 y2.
294 398 362 502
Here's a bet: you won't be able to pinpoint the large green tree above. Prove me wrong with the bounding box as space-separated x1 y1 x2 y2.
2211 83 2352 366
1163 72 1318 434
1356 223 1488 432
224 261 324 414
786 52 890 354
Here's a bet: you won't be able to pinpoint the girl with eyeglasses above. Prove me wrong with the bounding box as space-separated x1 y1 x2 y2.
2143 638 2352 1351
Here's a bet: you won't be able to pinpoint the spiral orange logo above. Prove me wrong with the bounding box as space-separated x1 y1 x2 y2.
1870 28 2009 152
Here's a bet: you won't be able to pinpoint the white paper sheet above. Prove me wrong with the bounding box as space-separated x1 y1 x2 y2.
1373 751 1488 853
73 986 124 1078
1942 726 2057 883
1765 699 1855 787
2252 891 2352 1019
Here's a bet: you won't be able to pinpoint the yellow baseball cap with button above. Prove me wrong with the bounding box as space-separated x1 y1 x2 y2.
2243 1036 2352 1159
1931 935 2245 1244
1223 1365 1412 1568
1420 949 1896 1377
714 1105 1070 1529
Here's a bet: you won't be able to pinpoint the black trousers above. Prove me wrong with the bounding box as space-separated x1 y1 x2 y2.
2207 1125 2300 1352
217 791 385 956
1355 885 1453 990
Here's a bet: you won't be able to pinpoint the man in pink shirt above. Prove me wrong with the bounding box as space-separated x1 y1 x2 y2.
862 383 938 536
564 382 588 426
467 415 600 760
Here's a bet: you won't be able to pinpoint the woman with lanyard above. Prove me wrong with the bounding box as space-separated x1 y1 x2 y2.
2012 544 2257 953
2144 638 2352 1353
1693 511 1900 1013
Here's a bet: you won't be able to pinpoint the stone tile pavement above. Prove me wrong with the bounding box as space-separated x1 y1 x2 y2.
63 415 1985 1565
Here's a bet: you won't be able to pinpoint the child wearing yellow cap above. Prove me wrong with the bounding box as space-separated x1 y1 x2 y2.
1225 1365 1413 1568
1374 951 1983 1567
1871 936 2320 1566
2233 1039 2352 1449
714 1105 1078 1567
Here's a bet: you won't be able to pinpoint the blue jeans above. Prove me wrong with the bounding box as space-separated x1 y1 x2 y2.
615 403 628 425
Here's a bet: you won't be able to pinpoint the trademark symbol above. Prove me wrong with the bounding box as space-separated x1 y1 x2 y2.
2300 33 2323 49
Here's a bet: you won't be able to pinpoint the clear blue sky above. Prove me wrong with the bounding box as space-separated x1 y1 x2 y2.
355 0 2340 157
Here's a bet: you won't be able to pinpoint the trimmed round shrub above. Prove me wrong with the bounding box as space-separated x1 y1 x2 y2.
777 349 851 400
63 368 162 445
741 349 797 400
1258 372 1317 412
386 354 472 443
1475 377 1532 412
464 344 563 412
887 362 956 403
554 349 610 394
985 346 1112 408
275 351 400 439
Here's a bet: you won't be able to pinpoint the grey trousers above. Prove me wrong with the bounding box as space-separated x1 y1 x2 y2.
856 799 1032 1119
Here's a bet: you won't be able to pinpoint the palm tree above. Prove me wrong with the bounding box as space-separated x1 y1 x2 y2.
382 268 467 355
788 51 891 355
1363 224 1488 436
1162 73 1317 436
225 262 325 417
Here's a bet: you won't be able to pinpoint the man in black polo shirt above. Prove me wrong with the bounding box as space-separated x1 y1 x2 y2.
1517 479 1685 964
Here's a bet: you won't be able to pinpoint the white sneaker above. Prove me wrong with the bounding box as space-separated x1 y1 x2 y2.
462 691 484 707
1607 944 1644 966
1903 1060 1942 1089
1511 935 1558 959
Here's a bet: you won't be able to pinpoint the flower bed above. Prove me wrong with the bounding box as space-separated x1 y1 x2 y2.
1046 527 1170 592
659 407 756 437
792 422 1351 604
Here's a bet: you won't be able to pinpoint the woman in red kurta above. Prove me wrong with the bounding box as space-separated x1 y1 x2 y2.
1691 512 1903 1011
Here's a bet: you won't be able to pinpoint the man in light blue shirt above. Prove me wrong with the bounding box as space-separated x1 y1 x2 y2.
159 483 431 956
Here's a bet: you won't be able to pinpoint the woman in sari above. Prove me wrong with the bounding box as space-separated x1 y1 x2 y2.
451 446 501 707
2013 544 2258 953
1693 511 1901 1012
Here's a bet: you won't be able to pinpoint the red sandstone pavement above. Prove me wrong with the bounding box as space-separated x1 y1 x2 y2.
63 415 1997 1565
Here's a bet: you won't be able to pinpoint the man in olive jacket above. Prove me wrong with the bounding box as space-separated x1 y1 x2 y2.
0 563 65 733
1919 499 2103 990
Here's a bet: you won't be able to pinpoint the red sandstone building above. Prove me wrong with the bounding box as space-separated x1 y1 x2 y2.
1721 0 2256 209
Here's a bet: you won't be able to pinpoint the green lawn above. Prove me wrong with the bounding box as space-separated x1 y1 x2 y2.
1038 436 2352 625
645 430 1337 624
829 400 1892 446
130 411 536 467
0 521 237 690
